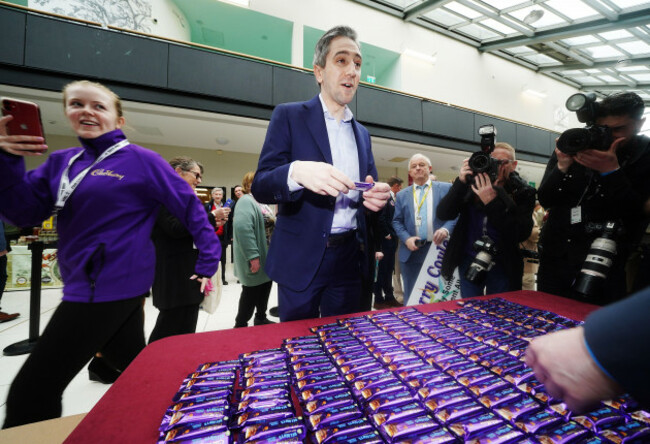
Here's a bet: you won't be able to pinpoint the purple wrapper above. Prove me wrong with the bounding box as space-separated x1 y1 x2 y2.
236 398 292 415
290 358 332 372
245 429 303 444
449 411 505 439
161 406 228 432
235 405 295 428
172 387 232 404
304 392 356 416
312 417 374 444
339 359 377 374
353 374 400 393
503 366 535 386
308 403 362 431
360 379 408 401
371 402 426 427
299 381 348 402
294 367 338 382
630 410 650 425
417 380 464 399
244 363 287 378
290 353 328 364
168 397 230 415
478 386 523 409
162 420 229 442
282 335 319 345
345 367 390 383
295 373 341 391
495 396 542 422
468 376 510 397
239 386 289 402
572 405 626 432
239 416 305 443
535 421 590 444
599 420 650 443
195 361 239 374
379 414 440 441
514 408 563 434
388 358 426 373
245 375 290 389
366 391 416 413
391 426 457 444
457 370 494 387
423 389 473 413
465 422 525 444
406 373 453 391
181 377 235 391
435 399 486 425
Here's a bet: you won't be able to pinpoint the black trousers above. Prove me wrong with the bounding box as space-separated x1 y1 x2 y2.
234 281 272 327
149 303 200 344
0 254 6 307
217 235 227 282
3 296 145 428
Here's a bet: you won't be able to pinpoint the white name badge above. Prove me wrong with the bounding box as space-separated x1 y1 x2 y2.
571 206 582 225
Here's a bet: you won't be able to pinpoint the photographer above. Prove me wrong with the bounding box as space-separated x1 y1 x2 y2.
537 92 650 304
438 142 535 297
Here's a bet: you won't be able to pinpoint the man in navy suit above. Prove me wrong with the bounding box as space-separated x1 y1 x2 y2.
373 176 403 309
251 26 390 322
393 154 456 302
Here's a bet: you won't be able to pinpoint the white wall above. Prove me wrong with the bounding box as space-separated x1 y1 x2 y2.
251 0 580 132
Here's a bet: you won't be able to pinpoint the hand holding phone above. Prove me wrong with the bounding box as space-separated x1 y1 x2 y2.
0 97 48 156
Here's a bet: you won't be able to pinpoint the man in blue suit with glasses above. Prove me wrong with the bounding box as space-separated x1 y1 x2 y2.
393 154 456 302
252 25 390 321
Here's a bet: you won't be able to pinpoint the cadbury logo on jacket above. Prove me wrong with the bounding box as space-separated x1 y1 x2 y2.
91 168 124 180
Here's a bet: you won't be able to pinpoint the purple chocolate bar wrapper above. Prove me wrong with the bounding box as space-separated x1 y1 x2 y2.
312 417 374 444
239 416 305 443
464 422 524 444
449 411 505 439
379 414 440 441
239 386 289 402
599 419 650 443
391 426 457 444
304 392 356 416
495 396 542 422
535 421 590 444
173 387 232 404
435 399 486 425
236 398 292 415
371 402 426 427
308 403 362 431
163 419 228 442
572 405 626 432
161 407 228 432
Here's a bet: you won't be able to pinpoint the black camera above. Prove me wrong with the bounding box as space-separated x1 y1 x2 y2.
414 238 427 247
572 221 623 297
557 93 613 155
465 235 498 284
520 248 540 264
468 124 500 183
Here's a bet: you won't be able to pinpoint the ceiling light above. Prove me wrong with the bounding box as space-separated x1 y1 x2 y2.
522 88 547 99
523 9 544 25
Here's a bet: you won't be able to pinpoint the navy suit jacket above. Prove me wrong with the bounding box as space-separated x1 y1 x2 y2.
251 95 378 291
392 181 456 263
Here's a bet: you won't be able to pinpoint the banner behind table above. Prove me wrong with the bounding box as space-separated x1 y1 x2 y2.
406 240 461 305
6 245 63 290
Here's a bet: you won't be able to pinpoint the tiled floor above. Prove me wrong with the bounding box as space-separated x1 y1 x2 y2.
0 262 278 427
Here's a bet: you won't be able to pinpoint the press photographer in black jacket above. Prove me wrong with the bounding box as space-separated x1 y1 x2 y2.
537 92 650 305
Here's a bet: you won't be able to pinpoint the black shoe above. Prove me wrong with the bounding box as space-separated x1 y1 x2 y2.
223 281 229 285
234 323 247 328
254 317 276 326
269 306 279 318
88 357 121 384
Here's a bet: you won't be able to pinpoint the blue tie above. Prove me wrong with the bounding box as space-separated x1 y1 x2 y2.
417 184 428 240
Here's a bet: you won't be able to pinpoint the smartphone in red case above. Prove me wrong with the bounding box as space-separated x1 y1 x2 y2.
1 97 46 148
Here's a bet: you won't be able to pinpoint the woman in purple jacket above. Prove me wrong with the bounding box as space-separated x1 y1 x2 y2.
0 80 220 428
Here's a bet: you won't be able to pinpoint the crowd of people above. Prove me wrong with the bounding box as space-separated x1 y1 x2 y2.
1 24 649 428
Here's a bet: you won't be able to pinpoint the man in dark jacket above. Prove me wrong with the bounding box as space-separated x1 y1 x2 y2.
537 92 650 305
0 222 19 323
438 142 536 297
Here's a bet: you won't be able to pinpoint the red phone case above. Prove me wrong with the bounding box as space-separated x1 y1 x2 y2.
1 97 46 140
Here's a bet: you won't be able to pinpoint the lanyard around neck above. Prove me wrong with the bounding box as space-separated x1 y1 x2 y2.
55 139 130 211
412 180 432 215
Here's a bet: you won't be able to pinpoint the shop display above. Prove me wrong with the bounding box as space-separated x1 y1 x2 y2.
157 299 650 443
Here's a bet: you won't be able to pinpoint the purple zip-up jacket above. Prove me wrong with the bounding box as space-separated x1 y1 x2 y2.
0 129 220 303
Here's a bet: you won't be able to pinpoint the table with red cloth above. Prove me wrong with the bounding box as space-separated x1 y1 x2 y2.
64 291 598 443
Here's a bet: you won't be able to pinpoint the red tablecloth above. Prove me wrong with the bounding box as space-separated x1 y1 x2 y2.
64 291 598 443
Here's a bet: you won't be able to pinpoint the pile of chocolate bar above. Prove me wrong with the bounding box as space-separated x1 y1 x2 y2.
157 299 650 443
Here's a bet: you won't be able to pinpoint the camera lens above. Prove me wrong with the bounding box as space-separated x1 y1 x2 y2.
557 128 591 155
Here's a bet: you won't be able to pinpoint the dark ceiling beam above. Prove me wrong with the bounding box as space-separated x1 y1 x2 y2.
404 0 447 22
538 56 650 72
479 8 650 52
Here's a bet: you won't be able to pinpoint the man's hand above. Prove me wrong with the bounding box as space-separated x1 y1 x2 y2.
432 228 448 246
574 137 624 173
405 236 420 252
459 158 472 184
470 173 497 205
525 327 623 413
555 146 574 173
0 115 48 156
211 207 230 221
291 161 355 196
249 257 260 273
361 176 390 211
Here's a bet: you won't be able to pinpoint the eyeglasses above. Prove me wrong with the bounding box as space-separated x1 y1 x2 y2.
185 170 202 180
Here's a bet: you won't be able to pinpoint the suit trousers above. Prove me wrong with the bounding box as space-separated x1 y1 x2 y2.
278 234 361 322
3 296 145 428
148 303 200 344
400 243 431 305
373 237 397 302
235 280 272 327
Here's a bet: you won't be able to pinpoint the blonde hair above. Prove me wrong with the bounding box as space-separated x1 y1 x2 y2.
241 171 255 194
62 80 123 119
495 142 516 161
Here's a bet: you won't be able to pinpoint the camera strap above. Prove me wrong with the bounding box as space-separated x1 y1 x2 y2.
54 139 130 213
